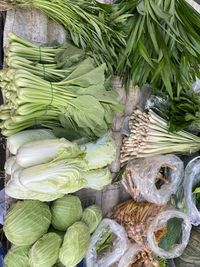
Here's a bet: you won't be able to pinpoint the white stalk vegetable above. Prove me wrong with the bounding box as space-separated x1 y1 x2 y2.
7 129 56 154
4 156 16 175
16 138 82 168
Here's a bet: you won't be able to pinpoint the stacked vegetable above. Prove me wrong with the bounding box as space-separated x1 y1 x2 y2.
4 197 102 267
1 0 200 101
0 33 121 138
5 129 116 201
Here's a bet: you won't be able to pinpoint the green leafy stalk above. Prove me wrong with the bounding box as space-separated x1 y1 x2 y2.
0 34 122 137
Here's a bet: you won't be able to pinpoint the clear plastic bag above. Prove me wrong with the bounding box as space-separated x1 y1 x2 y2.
85 218 129 267
147 209 191 258
192 79 200 94
118 243 142 267
184 156 200 226
124 155 184 205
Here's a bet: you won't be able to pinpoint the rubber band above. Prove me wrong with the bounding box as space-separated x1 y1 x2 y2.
43 82 54 115
42 64 46 80
48 82 54 106
39 46 42 62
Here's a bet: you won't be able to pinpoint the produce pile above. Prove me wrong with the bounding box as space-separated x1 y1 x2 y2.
5 129 116 201
0 0 200 267
4 197 102 267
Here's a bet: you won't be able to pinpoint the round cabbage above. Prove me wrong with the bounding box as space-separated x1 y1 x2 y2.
51 195 83 231
82 205 102 233
4 246 30 267
29 233 62 267
4 200 51 246
59 221 90 267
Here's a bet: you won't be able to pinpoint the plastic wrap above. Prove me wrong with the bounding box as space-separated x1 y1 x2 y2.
85 218 129 267
184 156 200 226
118 243 142 267
192 79 200 94
147 210 191 258
124 155 184 205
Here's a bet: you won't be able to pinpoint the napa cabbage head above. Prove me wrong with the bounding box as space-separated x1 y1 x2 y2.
59 221 90 267
81 133 116 170
3 200 51 246
51 195 83 231
16 138 82 168
4 246 30 267
7 129 56 155
18 159 87 195
29 233 62 267
84 167 112 190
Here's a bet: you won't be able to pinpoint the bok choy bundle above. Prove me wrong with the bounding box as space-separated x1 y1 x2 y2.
5 133 116 201
0 33 122 138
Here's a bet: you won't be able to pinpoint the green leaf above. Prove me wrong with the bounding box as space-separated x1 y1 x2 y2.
138 40 155 68
66 95 106 137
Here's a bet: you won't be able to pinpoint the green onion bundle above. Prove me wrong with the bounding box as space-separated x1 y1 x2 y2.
120 108 200 164
0 34 122 137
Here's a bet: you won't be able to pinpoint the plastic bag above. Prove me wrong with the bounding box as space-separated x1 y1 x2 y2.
192 79 200 94
118 243 142 267
184 156 200 226
85 218 129 267
147 209 191 258
124 155 184 205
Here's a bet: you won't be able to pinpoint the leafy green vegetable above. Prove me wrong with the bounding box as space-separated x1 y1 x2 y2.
59 221 90 267
51 195 83 231
4 200 51 246
6 134 115 201
0 34 121 138
81 133 116 170
29 233 62 267
82 205 102 234
95 231 114 254
115 0 200 98
159 218 182 251
4 246 30 267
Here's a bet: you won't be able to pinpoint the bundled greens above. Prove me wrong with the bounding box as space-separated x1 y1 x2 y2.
1 1 200 99
0 33 122 137
121 108 200 164
5 133 115 201
115 0 200 97
0 0 126 72
3 200 51 246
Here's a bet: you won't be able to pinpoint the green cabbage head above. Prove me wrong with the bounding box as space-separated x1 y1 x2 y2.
4 246 30 267
4 200 51 246
59 221 90 266
29 233 62 267
51 195 83 231
82 205 102 233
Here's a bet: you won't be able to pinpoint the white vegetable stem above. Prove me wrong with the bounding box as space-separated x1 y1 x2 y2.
121 109 200 164
7 129 56 154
